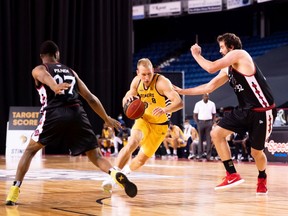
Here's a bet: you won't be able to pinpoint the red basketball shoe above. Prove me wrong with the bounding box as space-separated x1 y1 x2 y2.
215 172 245 190
256 178 268 195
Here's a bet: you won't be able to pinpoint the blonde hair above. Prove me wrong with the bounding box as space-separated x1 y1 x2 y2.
137 58 153 69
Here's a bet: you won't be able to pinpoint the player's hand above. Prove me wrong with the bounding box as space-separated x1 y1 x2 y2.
105 116 122 132
191 43 201 56
173 84 182 94
123 95 139 107
152 107 166 117
53 82 71 94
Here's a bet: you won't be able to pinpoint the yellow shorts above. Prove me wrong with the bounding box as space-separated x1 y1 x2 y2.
133 118 168 157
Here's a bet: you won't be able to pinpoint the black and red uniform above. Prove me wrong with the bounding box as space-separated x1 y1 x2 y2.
218 64 276 150
31 63 98 155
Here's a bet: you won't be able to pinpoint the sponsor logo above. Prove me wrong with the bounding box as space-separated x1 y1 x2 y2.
227 178 237 184
265 140 288 155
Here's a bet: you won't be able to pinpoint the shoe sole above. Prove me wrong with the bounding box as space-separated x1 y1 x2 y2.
256 190 268 195
5 201 17 206
115 172 137 198
214 179 245 190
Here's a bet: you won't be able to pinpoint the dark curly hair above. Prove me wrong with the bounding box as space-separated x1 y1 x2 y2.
217 33 242 50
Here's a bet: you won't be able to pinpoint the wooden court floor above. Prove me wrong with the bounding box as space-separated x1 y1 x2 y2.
1 155 288 216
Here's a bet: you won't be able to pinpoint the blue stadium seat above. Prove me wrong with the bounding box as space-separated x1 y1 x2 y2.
133 31 288 88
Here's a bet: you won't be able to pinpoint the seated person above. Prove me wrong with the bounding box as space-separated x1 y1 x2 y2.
99 123 115 155
114 123 131 156
163 122 186 157
228 132 249 161
187 125 200 160
273 109 286 127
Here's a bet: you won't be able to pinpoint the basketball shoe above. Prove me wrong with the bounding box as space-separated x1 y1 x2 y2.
101 177 117 194
110 170 138 198
6 186 20 206
256 178 268 195
188 154 196 160
215 172 245 190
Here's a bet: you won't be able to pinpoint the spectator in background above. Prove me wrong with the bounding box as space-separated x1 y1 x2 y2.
183 119 200 160
231 132 251 162
183 118 193 158
193 93 216 160
163 122 186 158
218 107 225 118
117 113 126 125
113 122 132 156
99 123 115 156
273 109 286 126
116 113 126 136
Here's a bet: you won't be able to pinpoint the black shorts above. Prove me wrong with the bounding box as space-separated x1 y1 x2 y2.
31 105 98 156
218 107 277 150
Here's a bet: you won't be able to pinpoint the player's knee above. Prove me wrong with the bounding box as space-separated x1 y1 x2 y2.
25 141 43 157
250 148 264 159
210 129 218 142
136 158 146 166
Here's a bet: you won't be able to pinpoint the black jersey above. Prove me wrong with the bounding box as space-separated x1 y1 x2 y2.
36 63 81 113
227 64 275 110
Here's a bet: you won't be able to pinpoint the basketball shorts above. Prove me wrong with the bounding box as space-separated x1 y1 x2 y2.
133 118 168 157
31 104 98 156
217 107 277 150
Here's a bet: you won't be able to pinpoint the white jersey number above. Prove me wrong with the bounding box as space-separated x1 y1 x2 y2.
54 74 76 95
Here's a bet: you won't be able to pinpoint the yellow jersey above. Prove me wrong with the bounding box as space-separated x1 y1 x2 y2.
170 125 185 140
137 73 171 124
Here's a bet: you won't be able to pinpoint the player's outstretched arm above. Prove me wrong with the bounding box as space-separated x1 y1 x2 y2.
73 71 121 131
173 69 229 96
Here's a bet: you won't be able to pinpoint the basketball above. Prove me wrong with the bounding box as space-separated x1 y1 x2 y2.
123 97 145 120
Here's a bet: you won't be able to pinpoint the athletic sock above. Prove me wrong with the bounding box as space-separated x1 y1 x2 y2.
258 170 267 179
223 159 237 174
122 164 132 175
108 166 120 175
13 181 22 187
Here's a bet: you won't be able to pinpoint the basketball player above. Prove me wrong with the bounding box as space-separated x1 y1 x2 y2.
174 33 276 194
102 58 183 192
5 40 137 205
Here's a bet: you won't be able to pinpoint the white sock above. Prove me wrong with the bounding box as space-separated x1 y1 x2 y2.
121 164 132 175
166 149 171 155
109 166 121 174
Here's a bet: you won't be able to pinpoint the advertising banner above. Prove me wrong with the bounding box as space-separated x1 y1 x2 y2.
149 1 181 17
265 127 288 163
133 5 145 20
188 0 222 14
6 106 42 169
227 0 252 10
257 0 272 2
